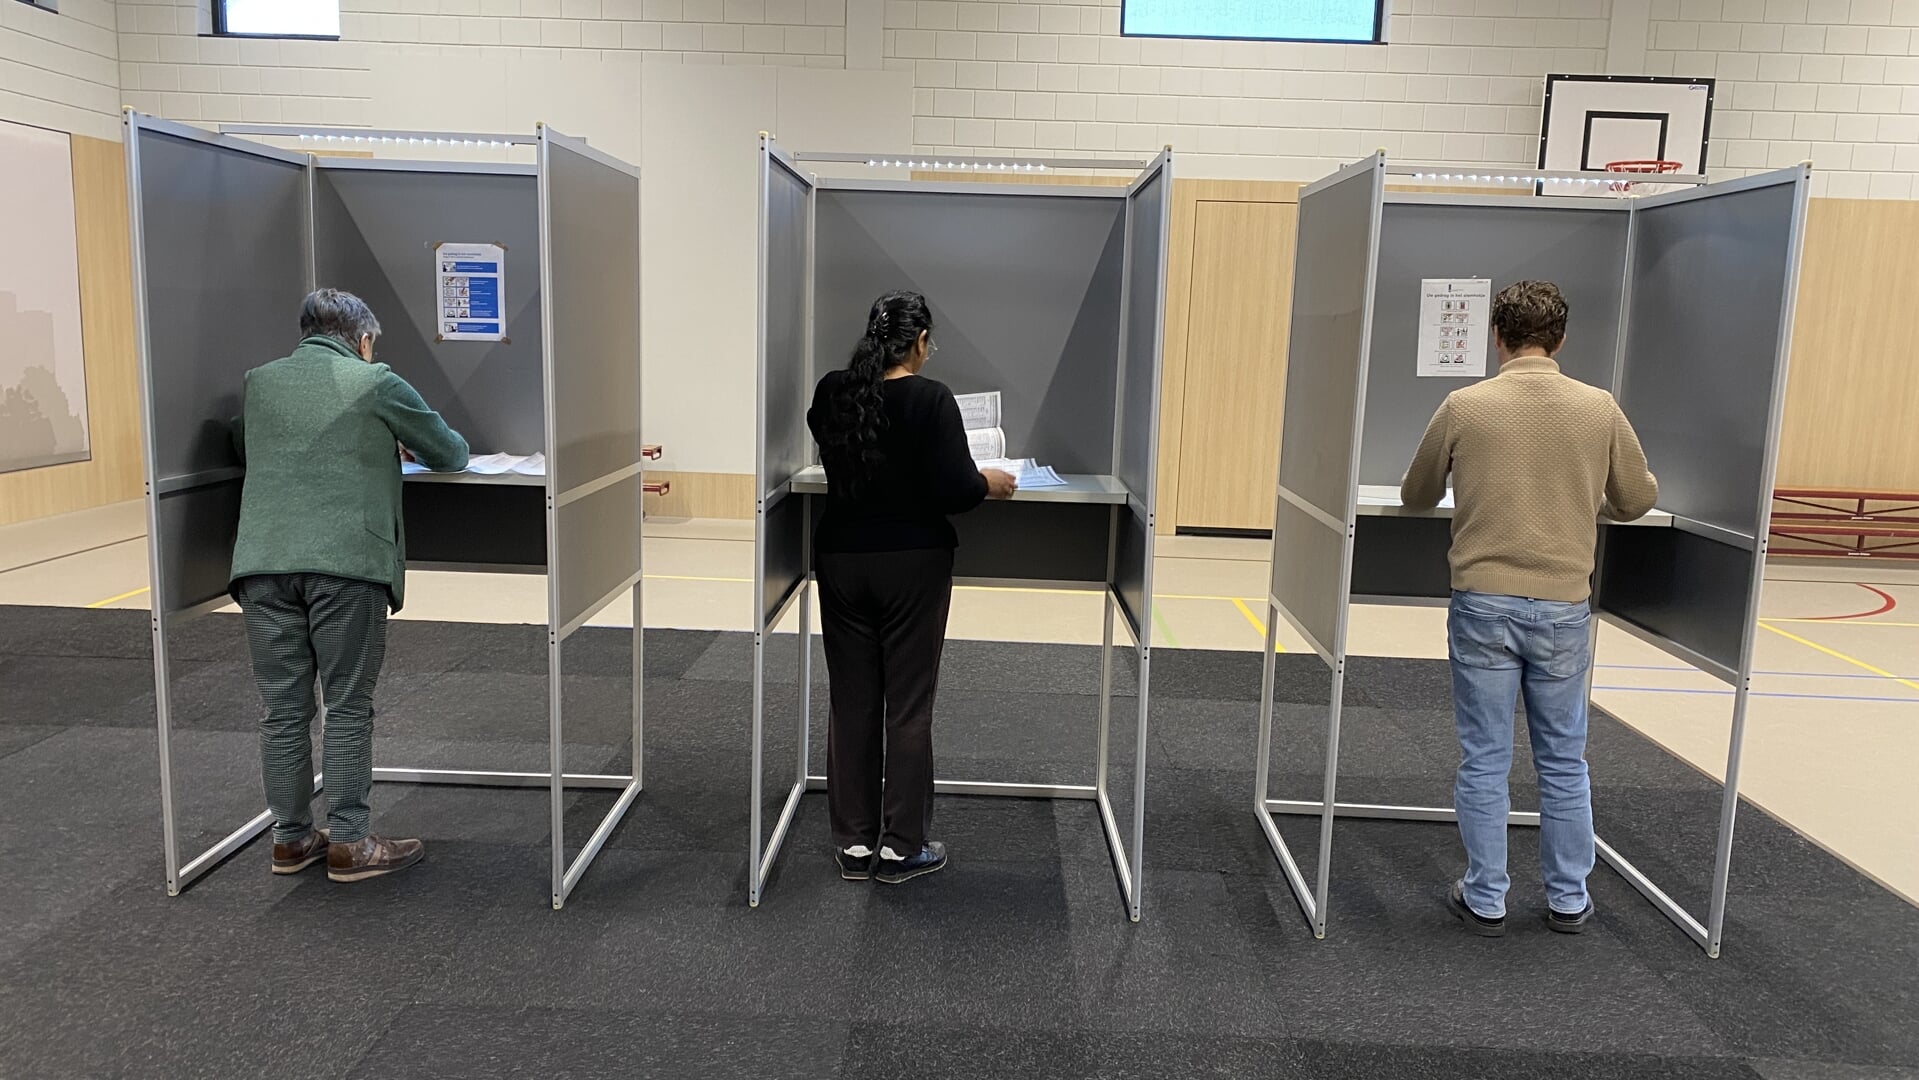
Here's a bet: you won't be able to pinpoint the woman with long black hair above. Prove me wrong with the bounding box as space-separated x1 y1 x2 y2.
807 290 1016 885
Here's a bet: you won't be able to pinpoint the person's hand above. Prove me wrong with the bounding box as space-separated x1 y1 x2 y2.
398 442 418 464
981 468 1017 499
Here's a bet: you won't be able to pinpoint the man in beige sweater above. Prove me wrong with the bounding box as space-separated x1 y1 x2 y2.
1401 280 1659 938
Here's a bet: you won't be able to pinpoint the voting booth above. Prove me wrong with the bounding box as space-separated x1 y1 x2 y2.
127 113 647 907
747 140 1173 919
1252 153 1808 955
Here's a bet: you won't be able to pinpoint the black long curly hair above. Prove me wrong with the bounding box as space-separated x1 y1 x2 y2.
817 290 934 498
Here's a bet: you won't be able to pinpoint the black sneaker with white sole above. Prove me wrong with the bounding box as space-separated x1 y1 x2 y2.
874 841 947 885
1546 902 1594 934
1448 881 1506 937
835 847 875 881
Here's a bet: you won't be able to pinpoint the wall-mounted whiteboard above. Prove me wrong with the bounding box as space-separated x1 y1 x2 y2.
0 120 90 474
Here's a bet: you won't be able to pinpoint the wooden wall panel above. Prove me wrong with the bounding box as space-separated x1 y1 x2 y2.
1171 199 1297 531
0 134 142 527
1776 198 1919 493
1157 179 1301 534
644 470 755 520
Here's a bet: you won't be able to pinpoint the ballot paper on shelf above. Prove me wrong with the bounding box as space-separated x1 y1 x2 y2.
955 391 1007 463
977 457 1069 489
401 451 545 477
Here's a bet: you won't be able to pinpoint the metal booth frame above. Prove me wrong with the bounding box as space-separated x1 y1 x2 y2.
746 139 1173 920
127 112 648 908
1252 154 1810 957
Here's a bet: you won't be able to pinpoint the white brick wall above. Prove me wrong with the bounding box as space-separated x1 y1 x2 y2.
114 0 849 135
0 0 121 139
889 0 1615 179
1645 0 1919 197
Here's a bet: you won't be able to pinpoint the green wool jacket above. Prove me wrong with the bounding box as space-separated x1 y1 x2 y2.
229 336 469 611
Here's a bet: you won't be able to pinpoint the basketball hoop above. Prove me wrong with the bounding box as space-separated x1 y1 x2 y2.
1605 159 1683 197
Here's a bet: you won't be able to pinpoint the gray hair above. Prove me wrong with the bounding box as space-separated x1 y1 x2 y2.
300 288 382 349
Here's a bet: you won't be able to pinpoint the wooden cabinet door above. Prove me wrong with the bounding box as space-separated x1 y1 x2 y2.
1173 199 1297 532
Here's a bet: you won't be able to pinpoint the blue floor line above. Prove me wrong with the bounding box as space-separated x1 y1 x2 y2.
1598 663 1919 680
1592 685 1919 704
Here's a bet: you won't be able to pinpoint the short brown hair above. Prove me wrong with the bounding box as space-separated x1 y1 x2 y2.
1490 280 1567 353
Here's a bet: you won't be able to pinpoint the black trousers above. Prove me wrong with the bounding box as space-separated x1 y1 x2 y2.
816 547 954 856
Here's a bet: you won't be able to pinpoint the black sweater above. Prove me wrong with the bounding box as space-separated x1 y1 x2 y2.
807 371 990 554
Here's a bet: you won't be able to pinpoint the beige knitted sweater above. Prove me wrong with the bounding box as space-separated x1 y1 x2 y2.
1400 356 1660 603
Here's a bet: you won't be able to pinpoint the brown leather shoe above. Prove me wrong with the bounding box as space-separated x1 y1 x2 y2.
326 835 425 882
271 829 330 874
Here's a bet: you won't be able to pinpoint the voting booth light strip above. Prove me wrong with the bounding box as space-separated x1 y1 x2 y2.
746 137 1173 920
1384 164 1710 189
126 112 647 908
1251 154 1811 958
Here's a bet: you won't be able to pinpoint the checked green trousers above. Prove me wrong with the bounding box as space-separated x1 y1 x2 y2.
234 573 389 845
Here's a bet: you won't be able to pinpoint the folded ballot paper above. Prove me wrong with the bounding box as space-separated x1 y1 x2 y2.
402 452 546 477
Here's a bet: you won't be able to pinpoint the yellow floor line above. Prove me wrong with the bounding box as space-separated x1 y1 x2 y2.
85 586 149 608
1758 621 1919 694
1229 597 1285 652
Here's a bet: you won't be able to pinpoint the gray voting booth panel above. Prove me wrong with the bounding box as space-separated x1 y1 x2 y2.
1359 200 1629 487
758 150 814 627
1113 157 1171 637
812 187 1125 476
312 165 544 458
1618 177 1799 538
1600 169 1807 677
133 125 310 615
542 131 644 632
1269 157 1383 654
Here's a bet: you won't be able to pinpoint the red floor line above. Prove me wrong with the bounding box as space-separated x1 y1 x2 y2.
1801 584 1898 622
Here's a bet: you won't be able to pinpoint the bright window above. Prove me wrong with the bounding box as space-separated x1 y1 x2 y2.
214 0 341 38
1121 0 1384 43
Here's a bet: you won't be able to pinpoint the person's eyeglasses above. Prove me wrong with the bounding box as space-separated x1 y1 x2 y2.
929 339 939 354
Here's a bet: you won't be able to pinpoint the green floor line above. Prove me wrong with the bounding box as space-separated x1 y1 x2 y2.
1152 604 1179 649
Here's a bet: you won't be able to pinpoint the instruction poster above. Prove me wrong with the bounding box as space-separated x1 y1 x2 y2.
434 242 505 342
1416 277 1491 378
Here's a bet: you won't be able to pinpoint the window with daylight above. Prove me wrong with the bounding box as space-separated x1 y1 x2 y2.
1121 0 1385 44
214 0 341 39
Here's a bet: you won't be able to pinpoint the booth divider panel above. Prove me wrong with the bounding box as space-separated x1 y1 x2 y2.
154 485 245 615
1360 202 1629 487
545 137 644 496
1276 162 1380 525
1350 516 1456 600
1597 525 1753 677
403 482 546 568
1619 179 1800 539
761 494 808 629
555 476 644 631
1271 496 1346 656
312 168 544 461
1114 506 1150 633
1117 165 1168 501
136 128 309 613
951 501 1111 584
812 188 1125 477
762 157 813 497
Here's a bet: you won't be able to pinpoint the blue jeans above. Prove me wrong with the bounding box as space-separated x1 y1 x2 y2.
1448 590 1596 918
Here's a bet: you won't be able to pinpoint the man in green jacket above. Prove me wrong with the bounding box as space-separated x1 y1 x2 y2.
230 288 469 882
